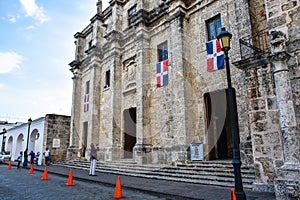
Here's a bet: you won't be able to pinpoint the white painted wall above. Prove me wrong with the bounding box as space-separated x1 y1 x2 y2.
5 117 45 165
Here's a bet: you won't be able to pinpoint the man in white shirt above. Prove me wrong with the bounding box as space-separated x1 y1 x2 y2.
43 147 52 165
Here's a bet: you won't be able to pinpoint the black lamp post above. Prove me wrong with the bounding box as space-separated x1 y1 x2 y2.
217 27 246 200
26 118 32 151
1 128 7 152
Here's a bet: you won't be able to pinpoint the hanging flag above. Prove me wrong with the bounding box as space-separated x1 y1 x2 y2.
84 94 89 112
206 39 224 72
156 59 168 87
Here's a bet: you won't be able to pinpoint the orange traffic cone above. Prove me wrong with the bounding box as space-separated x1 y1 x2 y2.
230 188 237 200
7 161 12 170
41 166 49 180
29 164 34 174
113 176 123 199
65 168 75 186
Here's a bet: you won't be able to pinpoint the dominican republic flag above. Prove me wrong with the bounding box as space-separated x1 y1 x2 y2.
83 94 89 112
156 59 168 87
206 39 224 72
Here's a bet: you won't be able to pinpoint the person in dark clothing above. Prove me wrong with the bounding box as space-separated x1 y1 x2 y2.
23 149 28 168
29 150 35 164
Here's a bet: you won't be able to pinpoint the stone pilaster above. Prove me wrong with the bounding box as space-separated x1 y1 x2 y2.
111 50 122 161
134 27 152 164
163 9 188 163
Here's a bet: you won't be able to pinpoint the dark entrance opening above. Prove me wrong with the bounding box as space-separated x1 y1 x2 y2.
204 89 238 160
82 121 88 157
123 107 137 158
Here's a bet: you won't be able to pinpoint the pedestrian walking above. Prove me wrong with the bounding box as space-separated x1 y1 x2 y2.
43 147 52 165
17 151 22 169
35 152 40 166
29 150 35 164
23 149 28 168
89 143 97 176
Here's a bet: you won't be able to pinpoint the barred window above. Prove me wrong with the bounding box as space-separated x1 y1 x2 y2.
157 42 168 62
206 15 222 41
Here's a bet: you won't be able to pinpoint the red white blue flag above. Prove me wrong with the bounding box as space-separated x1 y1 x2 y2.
206 39 224 72
156 59 168 87
84 94 89 112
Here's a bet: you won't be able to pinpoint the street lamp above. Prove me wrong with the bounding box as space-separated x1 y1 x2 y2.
217 27 246 200
1 128 7 152
26 118 32 151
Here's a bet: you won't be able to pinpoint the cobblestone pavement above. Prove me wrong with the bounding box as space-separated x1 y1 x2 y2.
0 165 165 200
0 163 276 200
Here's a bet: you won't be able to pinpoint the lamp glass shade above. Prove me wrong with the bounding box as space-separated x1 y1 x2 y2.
220 36 231 49
217 27 232 51
28 118 32 125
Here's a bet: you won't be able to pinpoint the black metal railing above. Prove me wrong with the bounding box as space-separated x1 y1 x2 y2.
239 31 271 60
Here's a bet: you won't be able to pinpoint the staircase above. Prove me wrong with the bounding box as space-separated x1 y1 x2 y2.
54 159 255 189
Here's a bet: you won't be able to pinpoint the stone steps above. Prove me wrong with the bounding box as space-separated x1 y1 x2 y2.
54 159 255 189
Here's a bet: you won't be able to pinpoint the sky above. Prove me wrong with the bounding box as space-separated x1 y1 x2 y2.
0 0 109 122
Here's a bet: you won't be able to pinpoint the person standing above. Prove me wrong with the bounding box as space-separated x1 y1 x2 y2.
17 151 23 169
89 143 97 176
43 147 52 165
23 149 28 168
29 150 35 164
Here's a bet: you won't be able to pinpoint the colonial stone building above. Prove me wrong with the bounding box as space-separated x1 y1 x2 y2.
68 0 299 198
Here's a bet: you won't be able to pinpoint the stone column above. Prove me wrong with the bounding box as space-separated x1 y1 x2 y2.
68 73 82 159
270 31 300 199
67 35 84 159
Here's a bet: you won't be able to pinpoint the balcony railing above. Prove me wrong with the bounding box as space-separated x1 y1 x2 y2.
239 31 271 60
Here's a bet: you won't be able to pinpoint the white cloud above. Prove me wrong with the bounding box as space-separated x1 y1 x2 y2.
19 0 50 24
0 83 4 89
25 25 36 30
8 14 17 23
0 52 24 74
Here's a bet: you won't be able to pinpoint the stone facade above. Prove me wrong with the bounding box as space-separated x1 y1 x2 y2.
43 114 71 162
68 0 299 198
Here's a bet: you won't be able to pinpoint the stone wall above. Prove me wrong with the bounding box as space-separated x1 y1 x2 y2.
44 114 70 162
245 64 284 192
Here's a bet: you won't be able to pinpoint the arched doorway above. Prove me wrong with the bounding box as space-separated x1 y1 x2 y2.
29 129 39 152
204 89 236 160
123 107 137 158
7 136 13 154
15 134 24 160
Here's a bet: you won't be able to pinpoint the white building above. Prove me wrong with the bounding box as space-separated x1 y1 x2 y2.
4 118 44 165
2 114 71 165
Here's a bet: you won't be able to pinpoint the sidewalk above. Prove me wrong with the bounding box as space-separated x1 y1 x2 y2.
7 162 276 200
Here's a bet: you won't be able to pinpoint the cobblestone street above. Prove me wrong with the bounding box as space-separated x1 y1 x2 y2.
0 163 276 200
0 165 165 200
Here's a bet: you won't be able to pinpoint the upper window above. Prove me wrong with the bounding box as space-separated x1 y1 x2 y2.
128 5 137 17
104 70 110 88
88 40 92 48
128 5 137 26
206 15 222 41
86 81 90 94
157 42 168 62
